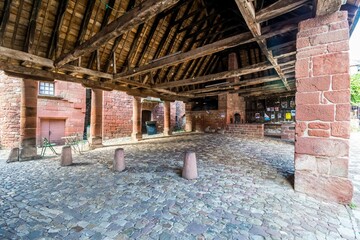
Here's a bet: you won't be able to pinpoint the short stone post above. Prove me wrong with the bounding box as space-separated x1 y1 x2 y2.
114 148 125 172
182 151 198 180
60 146 72 166
6 148 19 163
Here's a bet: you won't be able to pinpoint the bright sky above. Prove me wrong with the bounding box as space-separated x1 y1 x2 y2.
350 22 360 63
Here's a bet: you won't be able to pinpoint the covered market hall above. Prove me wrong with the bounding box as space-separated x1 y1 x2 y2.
1 0 360 239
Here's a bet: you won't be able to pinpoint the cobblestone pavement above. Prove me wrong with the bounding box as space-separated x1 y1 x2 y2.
0 134 359 239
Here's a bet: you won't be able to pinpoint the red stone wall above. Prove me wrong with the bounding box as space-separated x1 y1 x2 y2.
281 123 295 141
0 72 21 148
151 102 182 133
225 124 264 137
103 91 133 139
37 81 86 144
295 11 352 203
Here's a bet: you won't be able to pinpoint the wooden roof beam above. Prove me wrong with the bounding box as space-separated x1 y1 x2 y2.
54 0 180 68
154 62 273 89
235 0 291 91
315 0 345 16
0 0 11 46
114 16 300 81
256 0 308 23
24 0 42 53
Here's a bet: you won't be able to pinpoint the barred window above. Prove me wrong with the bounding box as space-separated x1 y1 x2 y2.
39 82 54 95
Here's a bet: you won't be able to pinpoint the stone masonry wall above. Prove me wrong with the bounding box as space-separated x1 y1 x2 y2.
37 81 86 145
0 72 21 148
103 91 133 139
295 11 353 203
225 124 264 137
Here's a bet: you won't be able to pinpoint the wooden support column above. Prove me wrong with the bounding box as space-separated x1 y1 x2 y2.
163 101 172 136
90 89 103 147
185 103 193 132
295 11 352 203
19 79 38 160
132 96 142 141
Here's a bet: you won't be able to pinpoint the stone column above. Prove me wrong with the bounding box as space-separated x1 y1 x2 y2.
295 11 352 203
226 53 246 124
132 96 142 141
163 101 172 136
90 89 103 147
19 79 38 160
185 103 193 132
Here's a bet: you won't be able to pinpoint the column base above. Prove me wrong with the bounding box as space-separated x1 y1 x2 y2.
6 148 19 163
89 137 103 149
19 146 38 161
132 133 142 141
163 128 172 136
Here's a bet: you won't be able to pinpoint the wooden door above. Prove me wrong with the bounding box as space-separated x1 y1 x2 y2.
40 119 65 145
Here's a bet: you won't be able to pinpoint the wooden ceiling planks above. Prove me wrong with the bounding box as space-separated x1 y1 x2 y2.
0 0 359 102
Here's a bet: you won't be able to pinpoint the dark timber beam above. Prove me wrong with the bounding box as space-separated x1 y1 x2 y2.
47 0 69 59
154 62 273 88
114 16 300 81
315 0 344 16
256 0 308 23
235 0 291 90
24 0 42 52
0 0 11 46
55 0 180 67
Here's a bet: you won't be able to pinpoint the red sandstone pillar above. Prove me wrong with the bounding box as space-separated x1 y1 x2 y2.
295 11 353 203
163 101 172 136
90 89 103 147
19 79 38 160
185 103 193 132
132 96 142 141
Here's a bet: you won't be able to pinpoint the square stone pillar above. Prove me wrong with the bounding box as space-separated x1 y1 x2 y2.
19 79 38 160
185 103 193 132
163 101 172 136
132 96 142 141
90 89 103 147
295 11 353 203
226 53 246 124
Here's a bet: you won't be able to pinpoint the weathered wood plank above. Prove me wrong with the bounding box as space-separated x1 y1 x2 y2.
0 0 11 46
55 0 180 67
256 0 308 23
316 0 343 16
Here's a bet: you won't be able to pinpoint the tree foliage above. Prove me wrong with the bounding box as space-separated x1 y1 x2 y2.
351 73 360 105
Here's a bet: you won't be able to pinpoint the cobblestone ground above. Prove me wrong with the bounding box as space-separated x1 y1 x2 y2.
0 134 358 239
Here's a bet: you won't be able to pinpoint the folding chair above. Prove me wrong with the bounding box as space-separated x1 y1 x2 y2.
41 138 59 156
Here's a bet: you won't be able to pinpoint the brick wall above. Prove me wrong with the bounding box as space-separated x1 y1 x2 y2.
37 81 86 144
225 124 264 137
281 123 295 141
103 91 133 139
151 102 183 133
0 72 21 148
295 11 352 203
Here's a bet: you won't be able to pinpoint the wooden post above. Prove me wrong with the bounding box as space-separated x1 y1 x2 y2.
132 96 142 141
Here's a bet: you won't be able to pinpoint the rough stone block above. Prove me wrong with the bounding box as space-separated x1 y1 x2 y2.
336 104 351 121
331 122 350 138
298 11 348 31
317 158 330 175
308 129 330 138
330 157 349 178
332 74 350 90
309 29 349 46
324 90 350 104
313 52 349 76
182 151 198 180
61 146 72 166
114 148 125 172
295 122 307 137
295 58 310 79
296 76 331 92
295 171 353 204
308 122 330 130
6 147 19 163
295 154 317 171
296 137 349 157
296 105 334 121
296 92 320 105
328 40 349 53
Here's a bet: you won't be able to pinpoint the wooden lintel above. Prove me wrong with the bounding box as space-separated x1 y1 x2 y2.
256 0 308 23
155 62 273 89
54 0 180 67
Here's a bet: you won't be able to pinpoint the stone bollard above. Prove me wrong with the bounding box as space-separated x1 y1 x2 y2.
113 148 125 172
60 146 72 166
182 151 198 180
6 148 19 163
